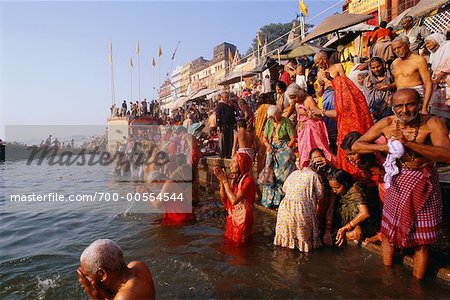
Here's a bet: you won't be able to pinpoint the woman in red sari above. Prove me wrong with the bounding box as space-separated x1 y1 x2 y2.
214 153 256 244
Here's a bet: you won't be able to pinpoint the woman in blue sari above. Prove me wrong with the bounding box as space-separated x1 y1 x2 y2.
261 105 296 208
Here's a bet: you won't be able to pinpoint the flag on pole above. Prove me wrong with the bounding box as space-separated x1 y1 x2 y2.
257 32 262 46
299 0 308 17
152 57 156 66
130 57 134 68
158 46 162 57
228 48 233 63
109 42 113 64
233 48 239 65
136 40 140 55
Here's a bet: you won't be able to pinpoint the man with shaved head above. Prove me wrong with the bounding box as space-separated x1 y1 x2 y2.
77 239 155 299
391 35 432 114
352 89 450 279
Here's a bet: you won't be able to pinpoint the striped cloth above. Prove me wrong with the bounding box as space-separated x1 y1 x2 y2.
381 167 442 248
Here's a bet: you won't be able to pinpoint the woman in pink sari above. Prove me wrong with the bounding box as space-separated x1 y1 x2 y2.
286 84 336 168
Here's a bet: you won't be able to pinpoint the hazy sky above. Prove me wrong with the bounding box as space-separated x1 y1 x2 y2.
0 0 342 140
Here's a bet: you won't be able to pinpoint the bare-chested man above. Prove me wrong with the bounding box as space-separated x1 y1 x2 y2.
352 89 450 279
232 119 255 161
391 36 432 114
78 239 155 299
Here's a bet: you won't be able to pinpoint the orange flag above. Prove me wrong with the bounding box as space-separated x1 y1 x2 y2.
152 57 156 66
130 57 134 68
158 46 162 57
228 48 233 63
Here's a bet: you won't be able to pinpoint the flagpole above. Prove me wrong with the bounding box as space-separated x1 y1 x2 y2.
158 49 161 103
137 40 141 102
130 58 133 102
152 59 155 101
257 33 261 61
300 0 305 39
109 41 115 107
111 59 115 107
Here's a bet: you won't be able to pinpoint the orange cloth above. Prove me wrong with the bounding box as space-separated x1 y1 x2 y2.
371 28 396 43
332 76 374 178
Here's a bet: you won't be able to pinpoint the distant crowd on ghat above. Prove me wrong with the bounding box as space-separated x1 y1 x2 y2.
109 17 449 283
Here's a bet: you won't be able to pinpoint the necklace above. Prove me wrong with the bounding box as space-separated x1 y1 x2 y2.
396 115 420 141
396 116 420 167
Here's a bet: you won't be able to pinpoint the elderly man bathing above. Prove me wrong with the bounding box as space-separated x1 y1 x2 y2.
391 36 432 114
352 89 450 279
78 239 155 299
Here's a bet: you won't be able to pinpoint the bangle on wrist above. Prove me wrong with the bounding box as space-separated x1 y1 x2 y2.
320 109 326 117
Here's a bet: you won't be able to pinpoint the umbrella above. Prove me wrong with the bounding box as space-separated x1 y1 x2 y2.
339 23 376 33
323 32 361 48
217 71 258 85
406 0 448 18
386 8 411 29
270 45 333 59
387 0 448 29
188 88 220 100
301 13 374 44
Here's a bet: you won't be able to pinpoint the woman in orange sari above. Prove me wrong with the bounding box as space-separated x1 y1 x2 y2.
313 51 373 179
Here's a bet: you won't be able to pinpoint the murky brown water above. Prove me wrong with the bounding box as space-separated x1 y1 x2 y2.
1 160 449 299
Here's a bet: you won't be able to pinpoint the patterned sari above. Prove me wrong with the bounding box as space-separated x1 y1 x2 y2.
332 76 374 179
274 168 324 252
260 142 296 208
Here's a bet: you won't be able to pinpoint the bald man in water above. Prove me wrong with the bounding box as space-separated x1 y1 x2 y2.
391 36 432 114
77 239 155 299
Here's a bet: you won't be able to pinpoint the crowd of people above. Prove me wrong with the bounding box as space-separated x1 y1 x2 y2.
80 17 450 299
206 17 449 281
110 98 160 118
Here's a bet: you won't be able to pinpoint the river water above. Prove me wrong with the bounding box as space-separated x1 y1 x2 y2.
1 158 449 299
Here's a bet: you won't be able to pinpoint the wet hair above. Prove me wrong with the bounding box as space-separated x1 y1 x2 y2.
380 21 387 28
341 131 362 151
309 148 325 159
330 169 354 192
276 81 287 92
80 239 127 274
341 131 377 171
237 119 247 129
